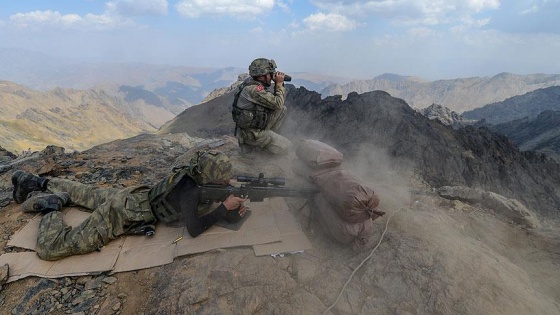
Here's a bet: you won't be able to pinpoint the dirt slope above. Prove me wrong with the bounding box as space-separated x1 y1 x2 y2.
0 134 558 314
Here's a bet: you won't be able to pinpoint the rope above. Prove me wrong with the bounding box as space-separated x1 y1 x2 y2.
322 206 405 315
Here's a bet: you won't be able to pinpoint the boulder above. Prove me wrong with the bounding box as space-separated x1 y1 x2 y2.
437 186 540 228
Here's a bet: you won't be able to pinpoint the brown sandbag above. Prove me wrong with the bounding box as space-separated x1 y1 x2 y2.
315 194 374 252
311 169 383 223
292 158 342 183
295 139 343 169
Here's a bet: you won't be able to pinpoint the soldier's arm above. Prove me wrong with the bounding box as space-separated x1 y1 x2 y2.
247 84 286 111
166 177 228 238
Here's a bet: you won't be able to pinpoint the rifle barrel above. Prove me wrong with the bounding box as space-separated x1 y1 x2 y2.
199 184 318 202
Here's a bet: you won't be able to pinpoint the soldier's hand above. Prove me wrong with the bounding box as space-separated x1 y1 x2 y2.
222 194 247 211
273 71 285 85
238 204 247 217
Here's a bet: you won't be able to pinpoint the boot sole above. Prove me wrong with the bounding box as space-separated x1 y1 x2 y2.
11 170 23 202
11 170 23 186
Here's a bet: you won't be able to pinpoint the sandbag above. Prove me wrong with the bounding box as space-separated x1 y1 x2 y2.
295 139 343 169
315 194 374 252
311 169 382 223
292 158 342 183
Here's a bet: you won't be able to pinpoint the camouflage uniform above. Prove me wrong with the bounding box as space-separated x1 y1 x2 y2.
36 178 153 261
233 58 292 154
22 192 70 213
33 150 232 261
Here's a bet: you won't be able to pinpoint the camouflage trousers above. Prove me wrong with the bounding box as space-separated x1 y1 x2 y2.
36 178 154 261
237 106 292 154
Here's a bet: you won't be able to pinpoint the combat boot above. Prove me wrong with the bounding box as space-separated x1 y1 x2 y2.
21 192 70 213
11 170 49 204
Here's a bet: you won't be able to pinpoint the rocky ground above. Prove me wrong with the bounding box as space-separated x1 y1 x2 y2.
0 133 559 314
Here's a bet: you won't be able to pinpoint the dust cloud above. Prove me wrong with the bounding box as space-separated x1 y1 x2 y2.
339 142 560 314
346 143 416 213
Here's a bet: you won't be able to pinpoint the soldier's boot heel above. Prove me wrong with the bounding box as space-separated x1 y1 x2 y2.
21 192 70 213
12 170 49 204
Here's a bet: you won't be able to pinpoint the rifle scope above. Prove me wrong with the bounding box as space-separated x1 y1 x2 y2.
237 173 286 187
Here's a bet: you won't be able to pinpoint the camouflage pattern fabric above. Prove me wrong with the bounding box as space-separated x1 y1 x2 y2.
238 128 292 154
191 150 233 185
248 58 276 77
36 178 153 261
236 78 292 154
21 192 70 213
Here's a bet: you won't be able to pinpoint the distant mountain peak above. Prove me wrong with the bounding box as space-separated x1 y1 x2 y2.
373 73 426 82
492 72 514 79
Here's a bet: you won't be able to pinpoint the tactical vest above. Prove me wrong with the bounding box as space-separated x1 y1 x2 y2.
148 166 196 223
232 80 272 133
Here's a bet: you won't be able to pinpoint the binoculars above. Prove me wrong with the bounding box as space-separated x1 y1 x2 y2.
273 73 291 82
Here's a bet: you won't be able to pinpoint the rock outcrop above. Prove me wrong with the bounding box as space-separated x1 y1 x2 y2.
418 103 475 128
160 86 560 219
437 186 540 228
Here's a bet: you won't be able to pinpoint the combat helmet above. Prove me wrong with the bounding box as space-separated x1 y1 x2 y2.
248 58 277 77
188 150 233 185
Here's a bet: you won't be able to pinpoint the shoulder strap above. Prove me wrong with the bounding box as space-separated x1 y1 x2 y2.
232 80 261 110
232 80 261 136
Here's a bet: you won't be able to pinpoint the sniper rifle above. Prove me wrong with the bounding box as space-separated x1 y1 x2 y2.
199 173 318 203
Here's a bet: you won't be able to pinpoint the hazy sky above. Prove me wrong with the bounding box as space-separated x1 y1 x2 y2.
1 0 559 80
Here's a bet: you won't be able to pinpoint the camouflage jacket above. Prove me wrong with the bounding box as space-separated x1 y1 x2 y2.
236 77 286 112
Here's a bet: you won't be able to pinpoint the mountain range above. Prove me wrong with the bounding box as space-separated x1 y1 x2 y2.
462 85 560 124
5 47 560 114
0 47 349 105
492 110 560 160
3 46 560 163
0 81 166 153
460 86 560 160
322 72 560 112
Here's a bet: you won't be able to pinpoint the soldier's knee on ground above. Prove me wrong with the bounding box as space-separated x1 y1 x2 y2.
36 212 73 261
36 247 65 261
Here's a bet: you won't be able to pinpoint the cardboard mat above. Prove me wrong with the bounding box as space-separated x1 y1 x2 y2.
0 198 312 283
